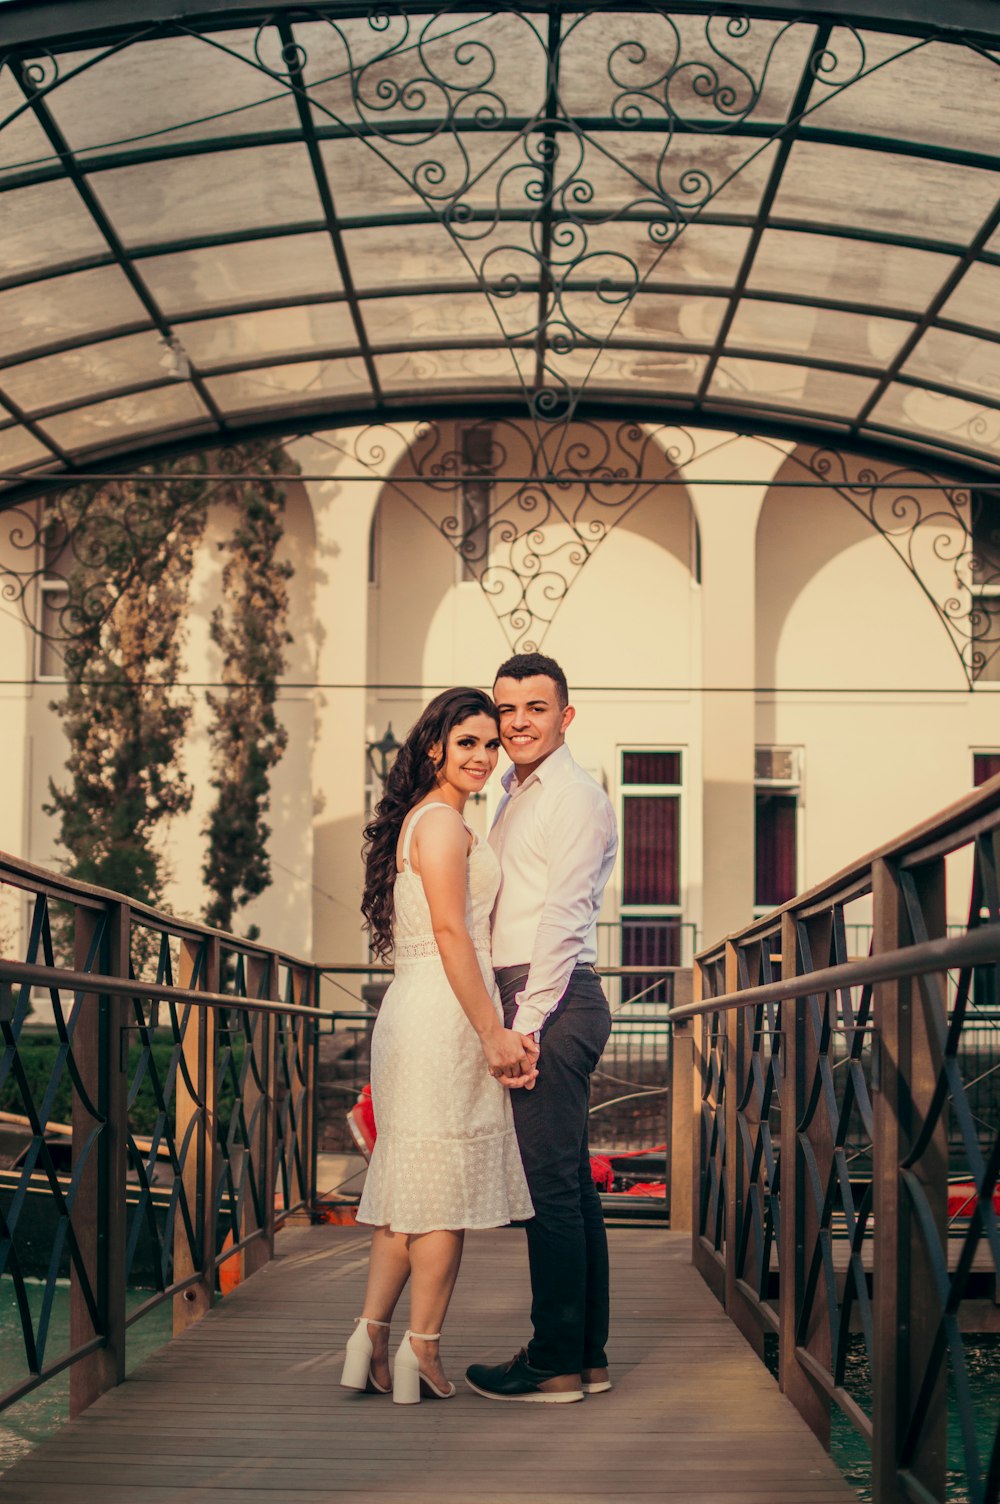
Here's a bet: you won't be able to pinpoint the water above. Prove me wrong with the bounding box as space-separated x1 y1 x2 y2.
0 1282 173 1474
763 1331 1000 1502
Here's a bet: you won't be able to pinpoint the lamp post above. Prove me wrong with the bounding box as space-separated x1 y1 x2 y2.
366 723 402 788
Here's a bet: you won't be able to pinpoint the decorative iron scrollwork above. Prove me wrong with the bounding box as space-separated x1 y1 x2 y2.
792 446 1000 685
187 5 866 438
313 414 700 650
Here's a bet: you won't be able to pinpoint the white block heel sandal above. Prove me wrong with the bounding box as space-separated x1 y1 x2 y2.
392 1331 456 1405
340 1317 391 1394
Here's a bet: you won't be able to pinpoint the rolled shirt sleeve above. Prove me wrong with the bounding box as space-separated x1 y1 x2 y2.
510 783 618 1035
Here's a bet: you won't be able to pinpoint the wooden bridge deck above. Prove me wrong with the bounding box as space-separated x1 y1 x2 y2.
1 1224 858 1504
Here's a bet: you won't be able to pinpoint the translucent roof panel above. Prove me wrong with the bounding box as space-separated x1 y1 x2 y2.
903 329 1000 404
205 358 372 413
0 1 999 493
614 292 728 345
0 179 110 277
40 384 211 452
941 263 1000 336
805 33 1000 156
870 385 1000 462
0 424 55 470
40 33 302 159
0 266 149 355
360 291 538 344
2 331 172 412
748 230 956 313
140 234 342 317
709 358 877 419
90 144 326 246
376 348 523 392
726 301 912 368
176 304 360 367
772 141 1000 242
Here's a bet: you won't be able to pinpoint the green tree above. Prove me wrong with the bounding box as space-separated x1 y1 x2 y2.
43 462 211 909
202 443 295 933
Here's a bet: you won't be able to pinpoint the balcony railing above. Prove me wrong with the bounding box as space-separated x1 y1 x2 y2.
315 962 691 1162
0 854 322 1420
675 776 1000 1504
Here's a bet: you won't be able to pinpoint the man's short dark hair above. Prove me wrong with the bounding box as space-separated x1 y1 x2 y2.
493 652 569 708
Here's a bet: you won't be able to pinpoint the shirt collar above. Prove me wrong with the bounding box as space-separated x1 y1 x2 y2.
500 741 573 795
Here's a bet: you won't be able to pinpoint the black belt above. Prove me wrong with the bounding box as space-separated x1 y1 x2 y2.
495 962 597 985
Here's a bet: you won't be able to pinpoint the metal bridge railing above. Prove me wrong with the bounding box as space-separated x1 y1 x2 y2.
675 776 1000 1504
314 964 691 1161
0 854 324 1421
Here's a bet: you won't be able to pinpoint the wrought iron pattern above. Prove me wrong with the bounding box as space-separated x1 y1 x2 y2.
790 903 875 1439
695 948 727 1268
0 855 320 1419
2 418 995 673
893 833 1000 1499
273 960 314 1215
323 413 709 648
2 6 1000 484
121 925 205 1293
0 887 107 1409
786 445 1000 685
690 779 1000 1503
731 929 784 1324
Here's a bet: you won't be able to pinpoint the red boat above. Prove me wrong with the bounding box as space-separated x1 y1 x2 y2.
340 1084 668 1222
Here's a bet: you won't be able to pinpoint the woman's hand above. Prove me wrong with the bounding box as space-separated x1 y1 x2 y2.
493 1033 540 1091
482 1024 528 1075
483 1028 539 1089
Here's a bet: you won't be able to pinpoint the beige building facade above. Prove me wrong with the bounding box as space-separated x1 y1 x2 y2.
1 419 996 974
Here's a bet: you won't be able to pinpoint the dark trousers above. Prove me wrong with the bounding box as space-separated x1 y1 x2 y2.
497 964 612 1376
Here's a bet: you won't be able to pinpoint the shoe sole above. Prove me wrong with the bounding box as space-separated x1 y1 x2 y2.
465 1377 584 1403
582 1381 612 1394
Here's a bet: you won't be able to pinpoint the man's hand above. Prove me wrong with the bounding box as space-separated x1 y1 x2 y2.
482 1025 531 1081
495 1032 540 1091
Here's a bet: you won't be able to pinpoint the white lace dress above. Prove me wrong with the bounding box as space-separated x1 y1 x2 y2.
357 803 533 1234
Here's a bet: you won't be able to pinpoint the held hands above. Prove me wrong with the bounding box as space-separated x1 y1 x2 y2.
482 1027 540 1091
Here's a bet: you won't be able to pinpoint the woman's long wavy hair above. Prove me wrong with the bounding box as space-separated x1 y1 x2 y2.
361 687 499 959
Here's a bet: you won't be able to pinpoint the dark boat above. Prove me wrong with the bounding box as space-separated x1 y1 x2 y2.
0 1115 175 1288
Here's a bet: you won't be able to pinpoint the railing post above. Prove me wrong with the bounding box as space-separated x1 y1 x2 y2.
669 969 693 1233
174 935 218 1334
70 899 128 1418
723 941 763 1356
777 909 830 1446
243 951 278 1278
871 856 948 1503
308 966 322 1209
298 963 319 1210
690 958 705 1264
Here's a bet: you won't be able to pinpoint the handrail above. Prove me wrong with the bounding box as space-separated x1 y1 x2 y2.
684 778 1000 1504
0 856 321 1424
669 924 1000 1021
315 962 691 977
0 956 333 1021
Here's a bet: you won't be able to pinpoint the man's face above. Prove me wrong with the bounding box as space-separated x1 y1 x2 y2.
492 674 574 779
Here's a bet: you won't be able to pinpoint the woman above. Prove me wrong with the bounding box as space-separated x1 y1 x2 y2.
341 687 535 1405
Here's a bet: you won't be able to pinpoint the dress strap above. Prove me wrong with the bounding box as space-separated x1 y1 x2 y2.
400 801 460 868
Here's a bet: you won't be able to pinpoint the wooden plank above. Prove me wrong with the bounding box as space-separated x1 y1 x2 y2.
2 1225 859 1503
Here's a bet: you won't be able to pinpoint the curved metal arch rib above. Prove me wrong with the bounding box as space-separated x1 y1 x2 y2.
4 1 1000 52
1 3 999 489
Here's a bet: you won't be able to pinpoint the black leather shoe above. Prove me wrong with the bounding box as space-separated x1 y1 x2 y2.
465 1348 584 1403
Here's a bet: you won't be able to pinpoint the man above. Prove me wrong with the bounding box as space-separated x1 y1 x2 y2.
465 652 618 1404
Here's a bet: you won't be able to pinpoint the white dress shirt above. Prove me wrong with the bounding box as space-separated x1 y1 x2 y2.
489 742 618 1035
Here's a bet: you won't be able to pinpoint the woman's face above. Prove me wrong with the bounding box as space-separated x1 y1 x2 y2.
435 712 500 798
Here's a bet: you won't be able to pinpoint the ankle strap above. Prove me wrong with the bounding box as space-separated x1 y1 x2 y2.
408 1330 441 1341
357 1316 391 1328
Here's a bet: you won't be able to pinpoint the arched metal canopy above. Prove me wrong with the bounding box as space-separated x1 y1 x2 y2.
1 0 999 497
